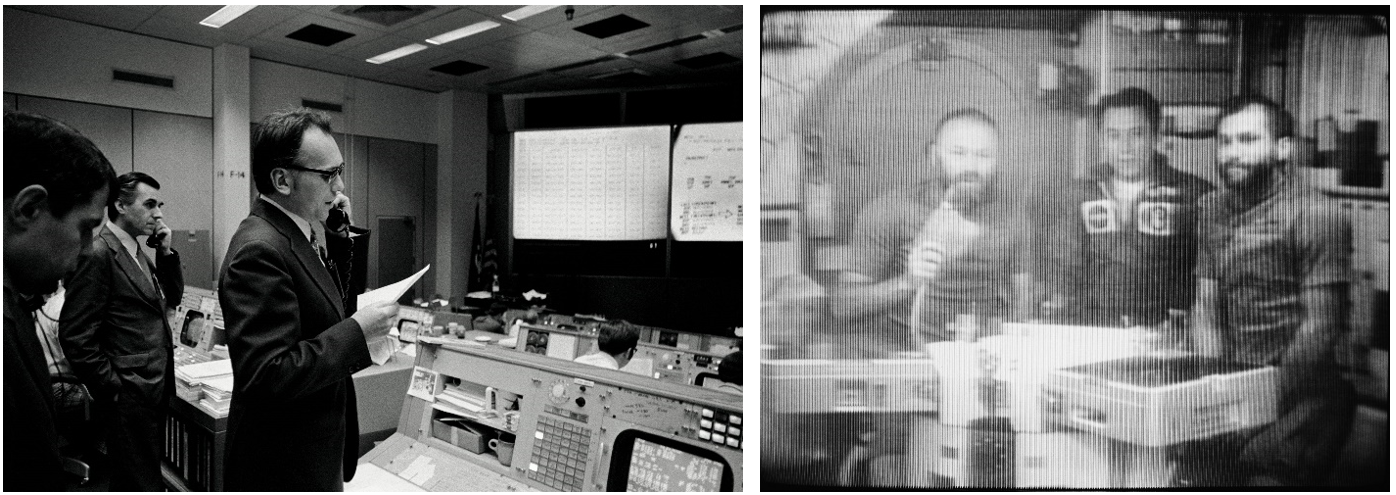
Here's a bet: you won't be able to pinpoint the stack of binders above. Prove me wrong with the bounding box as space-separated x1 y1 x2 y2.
174 359 233 402
198 375 235 416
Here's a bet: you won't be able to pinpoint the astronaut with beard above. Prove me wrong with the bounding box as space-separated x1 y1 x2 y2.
832 108 1034 352
1178 95 1355 487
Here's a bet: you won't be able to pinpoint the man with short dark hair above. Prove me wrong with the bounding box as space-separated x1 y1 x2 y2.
1184 95 1355 486
220 108 399 490
60 171 185 491
574 320 641 370
3 109 116 491
715 350 742 394
832 109 1034 351
1044 87 1213 326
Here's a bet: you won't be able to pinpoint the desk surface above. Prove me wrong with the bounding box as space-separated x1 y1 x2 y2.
171 350 419 432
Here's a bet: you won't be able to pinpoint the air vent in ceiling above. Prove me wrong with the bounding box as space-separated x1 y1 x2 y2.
302 99 343 113
674 52 740 69
286 24 356 47
112 70 174 89
331 5 436 27
574 14 650 39
430 60 489 76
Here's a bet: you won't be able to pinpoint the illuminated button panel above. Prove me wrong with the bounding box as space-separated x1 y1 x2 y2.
528 415 592 491
695 408 742 450
523 330 551 355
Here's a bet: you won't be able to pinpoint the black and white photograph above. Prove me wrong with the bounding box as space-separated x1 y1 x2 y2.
4 4 742 491
761 7 1389 489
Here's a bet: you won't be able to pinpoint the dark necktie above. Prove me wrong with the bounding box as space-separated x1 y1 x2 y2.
310 229 332 270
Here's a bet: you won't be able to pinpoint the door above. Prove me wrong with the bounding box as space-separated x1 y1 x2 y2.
377 216 417 303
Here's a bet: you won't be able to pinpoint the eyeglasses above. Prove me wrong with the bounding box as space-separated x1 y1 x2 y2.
278 163 344 183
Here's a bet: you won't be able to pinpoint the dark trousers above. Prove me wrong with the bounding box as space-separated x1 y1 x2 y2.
1173 363 1356 487
101 400 167 491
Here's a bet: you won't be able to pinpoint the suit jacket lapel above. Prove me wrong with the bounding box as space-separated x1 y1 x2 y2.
100 227 160 306
251 199 345 317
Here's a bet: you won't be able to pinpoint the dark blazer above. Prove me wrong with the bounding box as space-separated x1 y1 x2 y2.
60 225 183 405
3 284 64 491
219 198 371 491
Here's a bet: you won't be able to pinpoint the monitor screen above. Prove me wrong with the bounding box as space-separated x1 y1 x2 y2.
180 310 207 347
608 430 733 492
512 126 670 241
627 438 724 492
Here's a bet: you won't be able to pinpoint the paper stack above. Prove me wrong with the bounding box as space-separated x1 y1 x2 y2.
198 375 235 415
174 359 232 402
436 387 485 414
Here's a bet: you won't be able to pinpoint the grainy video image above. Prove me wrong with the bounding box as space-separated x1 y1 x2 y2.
760 8 1389 489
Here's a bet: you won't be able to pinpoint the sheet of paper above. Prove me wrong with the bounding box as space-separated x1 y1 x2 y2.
358 265 429 365
346 463 426 492
358 265 431 311
368 337 399 366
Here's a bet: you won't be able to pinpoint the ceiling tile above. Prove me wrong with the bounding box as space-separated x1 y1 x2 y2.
555 57 635 78
483 31 607 70
372 71 449 92
15 5 158 32
302 55 396 80
155 5 303 43
242 37 331 68
299 5 459 32
627 33 743 66
130 13 244 48
150 5 222 22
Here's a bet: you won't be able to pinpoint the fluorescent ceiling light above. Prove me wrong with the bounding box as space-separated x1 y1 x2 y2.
502 5 560 22
199 5 256 28
425 20 501 45
366 43 428 64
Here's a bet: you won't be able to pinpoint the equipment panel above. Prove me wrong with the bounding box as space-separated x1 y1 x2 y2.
358 341 742 492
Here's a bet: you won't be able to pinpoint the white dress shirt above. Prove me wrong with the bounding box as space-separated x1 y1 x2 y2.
573 352 620 370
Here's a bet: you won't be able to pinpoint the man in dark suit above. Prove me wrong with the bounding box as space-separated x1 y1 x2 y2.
219 109 398 491
60 171 184 491
3 109 116 491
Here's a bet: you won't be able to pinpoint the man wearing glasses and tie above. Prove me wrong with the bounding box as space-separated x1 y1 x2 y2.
60 171 185 491
219 108 399 490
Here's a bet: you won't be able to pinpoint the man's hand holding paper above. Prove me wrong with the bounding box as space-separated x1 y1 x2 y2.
355 265 429 364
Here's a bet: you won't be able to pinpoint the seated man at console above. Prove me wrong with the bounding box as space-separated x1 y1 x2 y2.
573 320 639 371
715 350 742 394
831 109 1034 352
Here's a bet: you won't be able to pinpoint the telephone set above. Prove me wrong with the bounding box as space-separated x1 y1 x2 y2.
327 207 349 232
146 230 167 248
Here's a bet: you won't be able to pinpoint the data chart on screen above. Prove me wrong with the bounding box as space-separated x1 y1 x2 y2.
513 126 670 241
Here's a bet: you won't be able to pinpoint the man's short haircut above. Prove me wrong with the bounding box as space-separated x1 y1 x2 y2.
1096 87 1162 133
597 320 641 356
717 350 742 386
1216 94 1295 139
107 172 161 221
932 108 1000 143
4 110 117 218
251 108 334 195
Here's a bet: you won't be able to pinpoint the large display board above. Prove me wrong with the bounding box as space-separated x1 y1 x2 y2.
512 126 670 240
670 122 743 241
